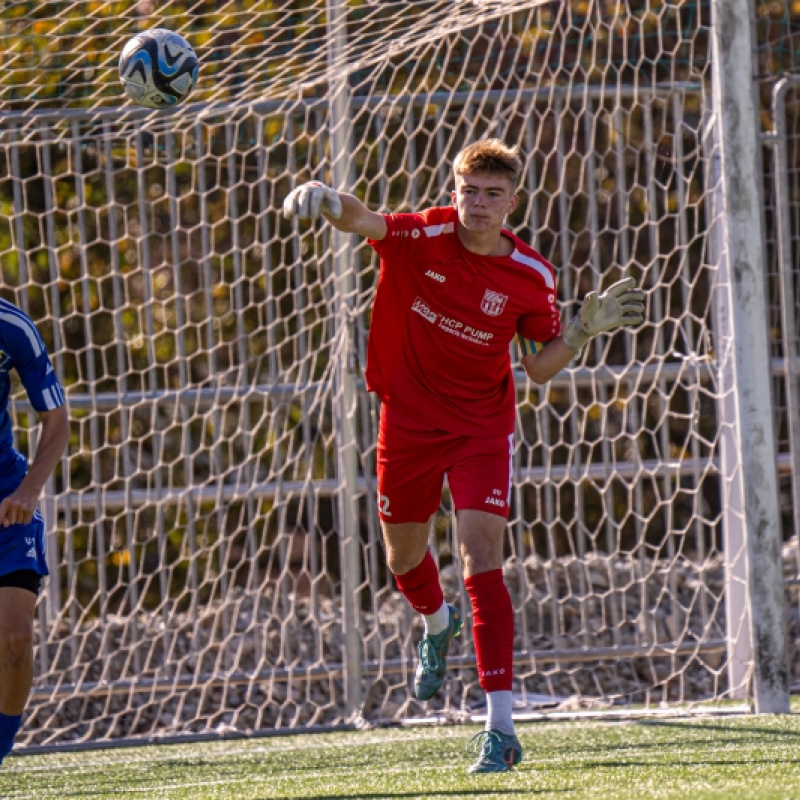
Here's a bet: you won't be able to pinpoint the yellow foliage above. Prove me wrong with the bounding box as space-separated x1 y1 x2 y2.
110 549 131 567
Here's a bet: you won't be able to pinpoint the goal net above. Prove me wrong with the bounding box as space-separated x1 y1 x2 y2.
0 0 769 749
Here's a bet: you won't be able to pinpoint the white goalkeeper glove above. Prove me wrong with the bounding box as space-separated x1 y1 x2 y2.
563 277 645 353
282 181 343 220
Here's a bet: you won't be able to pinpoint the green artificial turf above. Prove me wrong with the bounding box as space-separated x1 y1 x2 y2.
3 713 800 799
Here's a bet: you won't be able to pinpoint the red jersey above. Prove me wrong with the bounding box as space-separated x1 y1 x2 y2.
366 206 561 437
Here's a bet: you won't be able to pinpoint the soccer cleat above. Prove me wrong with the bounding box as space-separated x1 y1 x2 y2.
466 729 523 773
413 604 463 701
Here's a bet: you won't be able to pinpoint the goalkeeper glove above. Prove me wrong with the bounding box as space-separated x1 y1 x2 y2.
282 181 343 220
563 277 645 353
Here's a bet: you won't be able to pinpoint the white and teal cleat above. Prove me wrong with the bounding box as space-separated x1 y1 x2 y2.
467 729 523 773
413 604 463 701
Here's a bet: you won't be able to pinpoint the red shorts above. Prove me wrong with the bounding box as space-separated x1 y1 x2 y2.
376 405 514 524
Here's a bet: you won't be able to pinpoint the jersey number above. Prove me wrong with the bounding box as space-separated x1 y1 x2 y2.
378 494 392 517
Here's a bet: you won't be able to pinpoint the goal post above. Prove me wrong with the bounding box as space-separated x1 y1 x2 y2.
0 0 793 751
710 0 788 713
326 0 362 719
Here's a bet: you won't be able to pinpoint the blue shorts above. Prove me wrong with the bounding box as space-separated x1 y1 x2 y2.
0 488 49 579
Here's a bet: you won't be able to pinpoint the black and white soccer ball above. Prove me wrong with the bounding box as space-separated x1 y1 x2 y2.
119 28 199 109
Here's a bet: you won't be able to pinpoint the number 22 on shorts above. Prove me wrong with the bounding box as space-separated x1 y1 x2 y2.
378 493 392 517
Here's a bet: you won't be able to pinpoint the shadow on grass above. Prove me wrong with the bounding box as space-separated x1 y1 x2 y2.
636 718 800 739
560 717 800 771
501 717 800 769
261 791 565 800
580 756 800 770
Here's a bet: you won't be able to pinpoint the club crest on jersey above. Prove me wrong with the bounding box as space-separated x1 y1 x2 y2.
481 289 508 317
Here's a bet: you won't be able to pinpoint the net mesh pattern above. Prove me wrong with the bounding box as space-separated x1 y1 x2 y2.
0 0 773 748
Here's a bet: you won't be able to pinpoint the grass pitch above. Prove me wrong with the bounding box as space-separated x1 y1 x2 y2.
3 713 800 799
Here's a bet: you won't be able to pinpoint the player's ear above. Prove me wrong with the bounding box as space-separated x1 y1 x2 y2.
508 194 519 214
451 189 457 206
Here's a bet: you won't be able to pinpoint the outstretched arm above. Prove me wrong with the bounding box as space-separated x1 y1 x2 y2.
283 181 387 241
522 277 645 384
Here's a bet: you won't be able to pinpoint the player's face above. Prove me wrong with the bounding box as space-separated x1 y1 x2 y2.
451 172 518 232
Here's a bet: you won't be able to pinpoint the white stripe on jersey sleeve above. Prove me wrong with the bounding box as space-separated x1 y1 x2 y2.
0 310 44 357
45 384 66 411
506 434 514 505
423 221 455 237
510 249 556 290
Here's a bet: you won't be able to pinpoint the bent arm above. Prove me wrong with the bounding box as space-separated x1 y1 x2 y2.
521 338 578 385
521 276 645 384
24 406 69 493
0 405 69 527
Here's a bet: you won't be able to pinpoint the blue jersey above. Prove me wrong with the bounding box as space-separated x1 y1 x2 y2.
0 298 66 493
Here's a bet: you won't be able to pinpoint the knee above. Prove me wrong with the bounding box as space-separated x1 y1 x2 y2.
0 622 34 668
387 550 424 577
461 553 489 577
382 522 432 576
460 544 502 577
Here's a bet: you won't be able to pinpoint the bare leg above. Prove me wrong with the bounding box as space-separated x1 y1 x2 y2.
382 515 450 631
380 517 434 576
455 509 506 577
0 587 37 716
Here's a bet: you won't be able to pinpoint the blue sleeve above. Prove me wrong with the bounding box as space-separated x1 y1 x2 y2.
4 314 65 413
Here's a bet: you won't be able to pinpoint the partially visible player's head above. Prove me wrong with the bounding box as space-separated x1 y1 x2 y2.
451 139 521 234
453 138 523 189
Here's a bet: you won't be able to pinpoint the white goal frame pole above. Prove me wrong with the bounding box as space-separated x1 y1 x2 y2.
326 0 363 719
711 0 789 713
706 120 751 701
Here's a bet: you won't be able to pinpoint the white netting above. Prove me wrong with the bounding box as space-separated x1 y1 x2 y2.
4 0 545 116
0 0 780 750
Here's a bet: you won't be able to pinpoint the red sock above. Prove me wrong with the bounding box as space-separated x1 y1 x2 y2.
465 569 514 693
393 551 445 614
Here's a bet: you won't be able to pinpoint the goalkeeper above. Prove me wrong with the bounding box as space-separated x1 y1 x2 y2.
0 298 69 767
283 139 644 773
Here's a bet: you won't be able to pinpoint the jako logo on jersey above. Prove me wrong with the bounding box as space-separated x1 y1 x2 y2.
412 297 437 324
0 349 10 374
481 289 508 317
425 270 446 283
479 668 506 678
484 496 506 508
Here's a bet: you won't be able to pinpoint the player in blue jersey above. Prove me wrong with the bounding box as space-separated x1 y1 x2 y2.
0 298 69 767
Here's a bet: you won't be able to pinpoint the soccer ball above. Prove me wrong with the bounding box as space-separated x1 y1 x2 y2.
119 28 199 109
